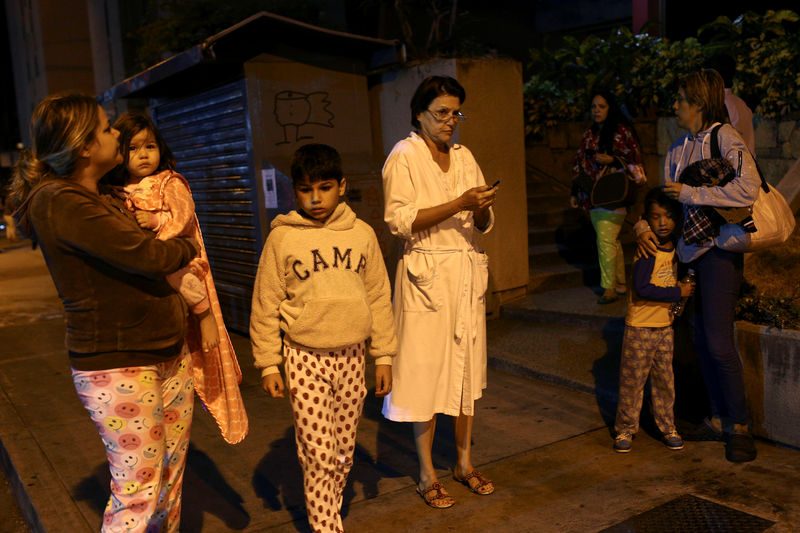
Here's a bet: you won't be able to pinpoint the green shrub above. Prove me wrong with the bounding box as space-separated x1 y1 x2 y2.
737 220 800 330
700 10 800 118
737 283 800 330
628 38 704 115
524 10 800 137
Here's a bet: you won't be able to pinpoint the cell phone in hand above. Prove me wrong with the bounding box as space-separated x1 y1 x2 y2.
488 179 501 189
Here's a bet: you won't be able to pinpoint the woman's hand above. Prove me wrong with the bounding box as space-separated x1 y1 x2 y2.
570 196 579 209
595 153 614 165
664 182 683 200
262 373 285 398
411 184 496 233
459 185 496 212
636 230 659 258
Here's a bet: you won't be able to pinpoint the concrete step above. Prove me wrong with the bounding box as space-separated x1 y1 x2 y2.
529 243 636 293
526 187 569 201
527 207 585 227
529 242 596 268
527 189 566 203
488 285 628 401
502 286 628 330
528 224 588 247
528 261 600 293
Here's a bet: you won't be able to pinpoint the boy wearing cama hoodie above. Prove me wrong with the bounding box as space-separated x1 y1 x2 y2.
250 143 396 533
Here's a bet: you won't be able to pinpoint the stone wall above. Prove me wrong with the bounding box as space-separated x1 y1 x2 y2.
529 116 800 189
754 116 800 186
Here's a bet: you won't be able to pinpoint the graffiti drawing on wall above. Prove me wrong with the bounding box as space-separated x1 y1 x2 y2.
274 90 335 145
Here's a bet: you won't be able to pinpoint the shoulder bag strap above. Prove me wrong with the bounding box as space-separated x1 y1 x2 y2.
712 123 769 193
710 123 724 159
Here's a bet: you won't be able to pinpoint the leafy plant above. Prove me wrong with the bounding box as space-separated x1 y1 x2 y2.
736 219 800 330
699 10 800 117
628 37 704 115
737 282 800 330
523 28 652 136
523 10 800 137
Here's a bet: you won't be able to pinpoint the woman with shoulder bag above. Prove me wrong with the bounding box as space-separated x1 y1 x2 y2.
635 70 760 463
571 91 643 304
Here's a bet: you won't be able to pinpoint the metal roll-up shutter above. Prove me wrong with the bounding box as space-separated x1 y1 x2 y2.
152 80 260 334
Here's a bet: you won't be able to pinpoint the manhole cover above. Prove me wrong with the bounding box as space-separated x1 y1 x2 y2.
599 494 775 532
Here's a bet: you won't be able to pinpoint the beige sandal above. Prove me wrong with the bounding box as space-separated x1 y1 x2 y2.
417 481 455 509
454 470 495 495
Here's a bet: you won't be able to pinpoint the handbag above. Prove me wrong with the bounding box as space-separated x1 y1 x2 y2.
705 126 796 252
590 156 641 209
716 181 795 252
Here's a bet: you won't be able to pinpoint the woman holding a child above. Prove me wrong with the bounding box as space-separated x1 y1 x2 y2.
381 76 497 508
11 93 199 531
636 69 760 463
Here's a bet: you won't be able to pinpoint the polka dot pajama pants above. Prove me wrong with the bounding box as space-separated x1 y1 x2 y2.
590 208 627 290
71 347 194 533
285 342 367 533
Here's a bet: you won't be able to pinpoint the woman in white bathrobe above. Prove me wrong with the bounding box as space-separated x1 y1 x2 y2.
381 76 497 508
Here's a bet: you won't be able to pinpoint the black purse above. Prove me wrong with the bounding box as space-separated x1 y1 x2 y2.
590 156 639 209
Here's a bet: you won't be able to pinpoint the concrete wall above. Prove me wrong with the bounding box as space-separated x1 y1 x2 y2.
658 116 800 186
245 52 391 259
738 321 800 448
531 115 800 191
6 0 126 144
370 59 530 311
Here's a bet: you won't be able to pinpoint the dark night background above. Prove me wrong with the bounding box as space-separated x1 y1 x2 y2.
2 0 799 152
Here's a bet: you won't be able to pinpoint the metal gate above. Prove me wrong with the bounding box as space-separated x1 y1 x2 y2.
152 80 261 334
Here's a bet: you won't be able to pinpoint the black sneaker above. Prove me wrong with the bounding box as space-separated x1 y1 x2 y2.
683 418 724 442
726 432 757 463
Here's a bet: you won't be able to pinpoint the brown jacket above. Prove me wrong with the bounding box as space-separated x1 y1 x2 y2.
17 179 197 359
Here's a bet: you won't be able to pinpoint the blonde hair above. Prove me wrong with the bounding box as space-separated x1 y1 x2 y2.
9 93 99 207
679 69 729 130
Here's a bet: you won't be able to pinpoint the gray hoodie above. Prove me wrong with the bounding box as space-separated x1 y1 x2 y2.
636 123 760 262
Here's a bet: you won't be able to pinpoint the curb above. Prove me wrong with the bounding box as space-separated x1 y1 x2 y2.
0 386 91 532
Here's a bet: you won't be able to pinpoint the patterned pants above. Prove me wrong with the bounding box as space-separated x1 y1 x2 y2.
590 208 627 290
285 342 367 533
614 325 676 436
72 347 194 533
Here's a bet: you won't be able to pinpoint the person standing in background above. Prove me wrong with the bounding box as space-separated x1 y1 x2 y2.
705 54 756 156
571 91 644 304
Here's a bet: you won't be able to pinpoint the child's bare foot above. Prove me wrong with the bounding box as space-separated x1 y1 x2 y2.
198 309 220 352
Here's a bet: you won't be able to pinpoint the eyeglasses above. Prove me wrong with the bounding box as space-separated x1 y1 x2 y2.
426 108 467 123
675 93 689 103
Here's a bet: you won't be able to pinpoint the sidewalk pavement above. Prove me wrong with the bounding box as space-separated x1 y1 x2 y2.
1 241 799 532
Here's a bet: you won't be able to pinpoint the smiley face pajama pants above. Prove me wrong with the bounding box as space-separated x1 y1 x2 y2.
284 342 367 533
71 347 194 533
